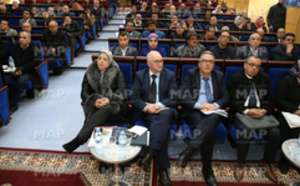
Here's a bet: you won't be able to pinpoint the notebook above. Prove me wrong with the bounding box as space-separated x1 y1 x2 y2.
236 113 279 130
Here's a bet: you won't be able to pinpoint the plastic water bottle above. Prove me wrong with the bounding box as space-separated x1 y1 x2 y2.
95 128 103 153
8 56 16 73
295 134 300 158
118 130 127 157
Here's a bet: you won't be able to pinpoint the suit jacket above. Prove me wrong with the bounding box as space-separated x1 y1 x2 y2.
19 18 37 27
236 45 269 60
227 70 275 114
43 28 66 50
210 45 235 59
66 21 84 40
270 44 300 61
269 36 281 43
180 68 229 118
111 44 138 56
131 67 178 122
142 30 165 39
0 28 18 36
127 30 142 38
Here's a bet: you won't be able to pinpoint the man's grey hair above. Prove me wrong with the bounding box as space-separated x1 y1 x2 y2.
20 31 31 38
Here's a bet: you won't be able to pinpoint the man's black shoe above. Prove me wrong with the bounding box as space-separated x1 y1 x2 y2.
158 171 172 186
203 169 218 186
176 147 195 168
138 154 152 171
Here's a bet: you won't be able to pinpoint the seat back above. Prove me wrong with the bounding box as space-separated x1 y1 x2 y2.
224 66 243 85
267 68 290 93
118 63 133 90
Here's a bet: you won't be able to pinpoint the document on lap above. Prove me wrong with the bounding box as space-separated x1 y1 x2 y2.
202 109 228 118
282 112 300 129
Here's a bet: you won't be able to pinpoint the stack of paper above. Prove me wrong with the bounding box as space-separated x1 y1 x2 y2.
282 112 300 128
203 109 228 118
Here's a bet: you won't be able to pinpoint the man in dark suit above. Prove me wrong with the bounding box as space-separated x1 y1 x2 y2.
125 21 142 38
19 9 37 27
209 16 223 31
270 33 300 61
210 30 235 59
111 31 138 56
43 20 66 69
269 28 285 43
131 51 178 186
5 31 40 113
227 56 280 183
199 26 218 41
178 51 229 186
236 33 269 60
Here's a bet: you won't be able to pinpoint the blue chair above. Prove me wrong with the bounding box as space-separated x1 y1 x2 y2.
141 43 170 57
224 66 264 85
0 68 10 125
267 68 290 93
118 63 133 90
241 35 250 41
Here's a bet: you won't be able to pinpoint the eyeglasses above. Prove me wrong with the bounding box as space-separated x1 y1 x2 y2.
199 60 215 64
220 35 230 39
246 62 261 68
153 60 163 64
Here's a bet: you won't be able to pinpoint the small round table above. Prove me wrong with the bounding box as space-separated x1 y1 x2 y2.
281 139 300 169
89 145 142 186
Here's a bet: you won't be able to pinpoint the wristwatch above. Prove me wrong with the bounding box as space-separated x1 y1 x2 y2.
155 103 159 110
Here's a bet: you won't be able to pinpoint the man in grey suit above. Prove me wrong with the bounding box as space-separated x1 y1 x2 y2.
125 21 142 38
177 51 229 186
19 9 37 27
0 19 17 36
111 31 138 56
236 33 269 60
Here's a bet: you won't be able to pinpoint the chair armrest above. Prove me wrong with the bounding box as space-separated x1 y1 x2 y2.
91 25 97 39
34 60 48 89
0 85 10 125
78 34 86 51
62 46 71 67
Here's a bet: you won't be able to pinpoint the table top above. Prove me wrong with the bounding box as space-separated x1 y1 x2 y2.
89 145 142 164
281 139 300 169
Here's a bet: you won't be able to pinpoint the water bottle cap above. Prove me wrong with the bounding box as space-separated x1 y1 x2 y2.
96 128 101 132
120 130 125 136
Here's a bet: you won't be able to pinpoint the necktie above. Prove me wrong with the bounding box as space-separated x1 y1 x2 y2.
248 82 257 108
148 75 157 103
203 77 214 103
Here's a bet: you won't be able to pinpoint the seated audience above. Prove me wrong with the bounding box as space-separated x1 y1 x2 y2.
209 16 223 31
43 0 54 4
80 7 96 38
241 9 248 19
81 0 92 7
140 33 167 57
40 11 50 26
241 17 255 31
201 10 212 21
63 51 128 153
12 0 22 10
0 20 18 36
125 21 142 38
254 16 267 33
111 31 138 56
126 6 137 18
275 60 300 174
236 33 269 60
166 15 179 30
47 7 56 17
133 14 145 28
177 3 191 18
178 51 229 186
230 16 244 31
142 21 165 39
22 22 37 35
225 6 235 14
54 0 65 11
175 31 205 58
212 5 223 14
43 20 66 68
166 22 188 39
135 0 143 10
146 4 163 18
256 28 269 42
199 26 217 41
206 0 214 8
30 6 41 17
222 26 239 42
131 50 178 186
221 0 228 8
162 4 170 13
186 16 203 31
0 5 11 16
5 31 40 113
92 0 104 30
63 15 84 64
227 56 280 183
210 30 235 59
192 3 203 15
151 13 164 28
30 0 40 5
19 9 37 27
60 5 75 17
140 2 148 11
270 33 300 61
0 0 10 10
165 5 177 18
269 27 285 43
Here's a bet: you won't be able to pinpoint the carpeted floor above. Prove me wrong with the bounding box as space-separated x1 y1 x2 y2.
0 148 152 186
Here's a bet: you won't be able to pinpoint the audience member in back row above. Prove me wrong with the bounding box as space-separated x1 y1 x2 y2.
47 7 57 17
269 27 285 43
151 13 164 29
140 2 149 12
199 26 217 41
133 14 145 28
0 19 18 36
201 10 212 21
80 7 96 38
174 31 206 58
111 31 138 56
241 17 255 32
270 33 300 61
11 0 22 11
146 4 163 18
125 21 142 38
177 3 191 18
63 15 84 65
140 33 167 57
275 60 300 174
228 56 280 183
221 26 239 42
165 5 177 19
5 31 41 114
142 21 165 39
186 16 203 31
43 20 66 68
166 15 179 30
0 5 12 16
212 5 223 14
166 22 188 39
230 15 244 31
43 0 54 4
126 5 137 19
254 16 267 33
19 9 37 27
22 22 37 35
236 32 269 60
63 50 128 153
209 16 223 32
256 28 269 42
92 0 104 31
210 30 235 60
40 11 50 26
